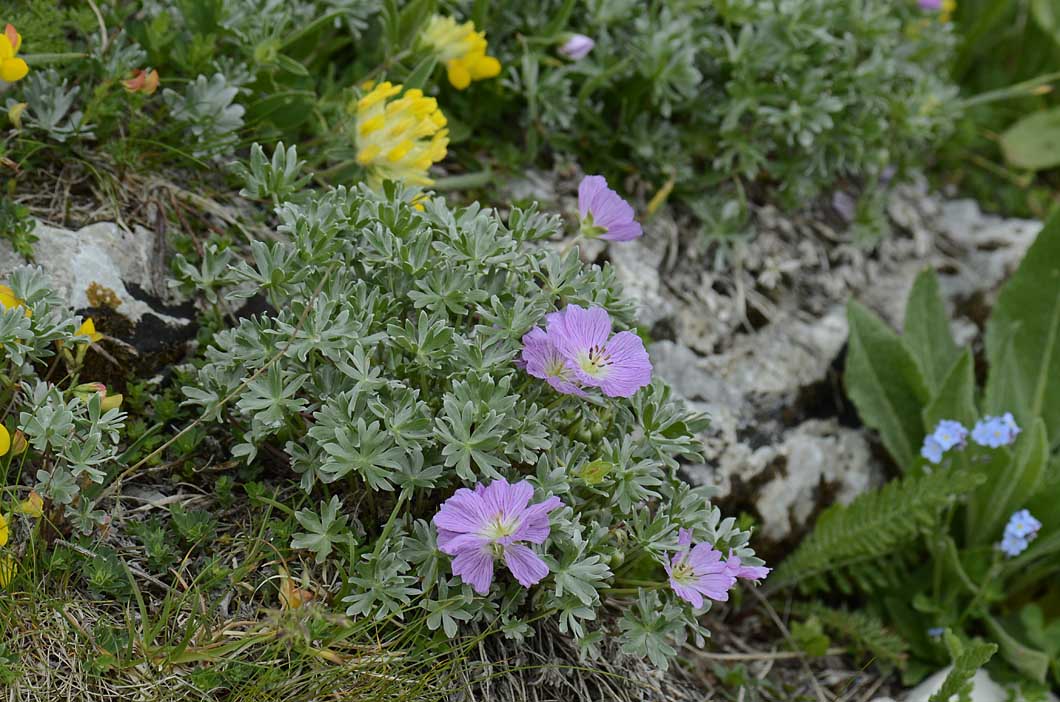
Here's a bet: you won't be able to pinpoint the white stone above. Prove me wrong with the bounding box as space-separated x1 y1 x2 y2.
903 666 1058 702
0 220 186 327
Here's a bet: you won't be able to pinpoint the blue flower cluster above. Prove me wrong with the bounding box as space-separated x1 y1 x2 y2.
1000 509 1041 558
971 413 1021 448
919 413 1021 465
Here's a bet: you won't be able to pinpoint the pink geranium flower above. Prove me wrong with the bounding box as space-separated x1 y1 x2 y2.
433 478 562 595
724 550 771 582
521 305 652 399
520 327 587 397
664 529 737 608
578 175 642 242
546 304 652 398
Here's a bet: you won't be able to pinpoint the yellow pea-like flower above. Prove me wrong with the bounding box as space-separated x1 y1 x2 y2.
421 15 501 91
0 24 28 84
354 81 449 187
0 513 7 547
0 425 9 457
77 318 104 344
0 284 30 318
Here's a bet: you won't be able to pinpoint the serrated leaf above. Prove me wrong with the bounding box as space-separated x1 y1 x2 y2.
845 300 930 471
984 210 1060 448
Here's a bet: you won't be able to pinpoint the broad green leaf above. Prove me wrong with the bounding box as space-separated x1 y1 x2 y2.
985 210 1060 448
1031 0 1060 46
905 269 961 395
1000 107 1060 171
973 419 1048 547
922 349 977 432
984 615 1050 683
845 301 930 471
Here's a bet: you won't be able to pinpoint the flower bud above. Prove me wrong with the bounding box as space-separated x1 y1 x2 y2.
558 34 594 61
10 430 27 456
100 393 124 412
122 68 160 95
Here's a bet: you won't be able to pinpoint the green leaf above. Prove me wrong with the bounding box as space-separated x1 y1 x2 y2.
922 349 977 433
928 632 997 702
403 55 437 90
985 210 1060 448
1000 107 1060 171
974 419 1048 547
984 616 1050 683
771 469 984 591
274 53 309 77
1031 0 1060 46
845 300 931 471
790 618 831 657
904 269 961 395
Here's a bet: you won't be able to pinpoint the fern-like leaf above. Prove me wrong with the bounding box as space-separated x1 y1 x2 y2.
771 469 984 592
928 632 996 702
794 603 908 669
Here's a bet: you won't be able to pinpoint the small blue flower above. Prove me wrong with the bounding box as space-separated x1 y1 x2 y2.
920 435 944 464
972 413 1021 448
1005 509 1041 539
930 420 967 451
927 627 945 640
1000 509 1041 558
1000 532 1029 558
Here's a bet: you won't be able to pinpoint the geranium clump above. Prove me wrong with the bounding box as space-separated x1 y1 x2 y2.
522 304 652 398
0 24 28 84
421 15 501 90
433 478 562 594
354 81 449 186
180 175 764 668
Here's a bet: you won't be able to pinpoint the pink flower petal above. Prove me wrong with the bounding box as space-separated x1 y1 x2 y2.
433 487 488 534
503 543 550 588
512 495 561 544
481 478 534 523
451 545 495 595
437 530 489 556
548 304 612 357
670 579 704 608
598 331 652 398
578 175 609 220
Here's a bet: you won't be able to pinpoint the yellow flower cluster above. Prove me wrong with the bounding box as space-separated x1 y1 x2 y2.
354 81 449 187
421 15 501 90
0 24 28 83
